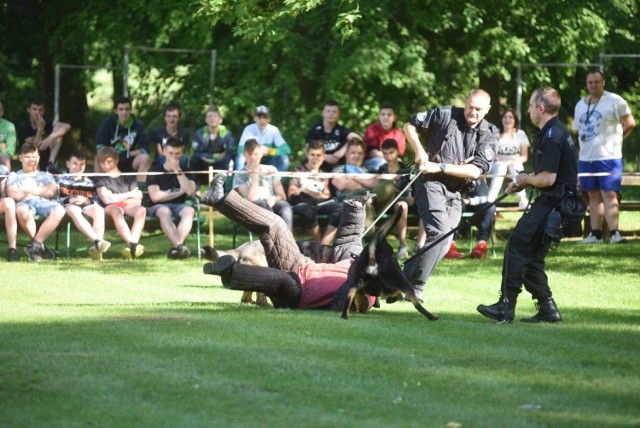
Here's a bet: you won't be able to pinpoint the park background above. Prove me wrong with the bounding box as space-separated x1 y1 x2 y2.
0 0 639 169
1 2 639 427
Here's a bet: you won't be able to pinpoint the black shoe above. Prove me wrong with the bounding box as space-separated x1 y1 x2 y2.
201 174 227 206
203 255 236 276
7 248 18 262
477 293 517 323
167 247 180 259
521 297 562 323
177 245 190 259
42 246 56 260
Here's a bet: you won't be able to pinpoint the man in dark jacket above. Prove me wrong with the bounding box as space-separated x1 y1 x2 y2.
95 96 151 188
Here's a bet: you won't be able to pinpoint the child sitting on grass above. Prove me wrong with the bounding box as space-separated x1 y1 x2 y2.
94 146 146 259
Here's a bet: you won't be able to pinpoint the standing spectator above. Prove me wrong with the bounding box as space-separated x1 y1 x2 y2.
0 101 17 170
573 70 636 244
94 146 146 259
487 108 530 209
374 138 414 259
150 102 189 170
306 100 360 172
6 143 66 262
233 139 293 230
402 89 499 301
190 106 235 188
57 150 111 260
147 137 197 259
0 163 18 261
364 102 406 170
236 106 290 172
478 87 578 324
287 140 341 242
95 97 151 188
16 97 70 173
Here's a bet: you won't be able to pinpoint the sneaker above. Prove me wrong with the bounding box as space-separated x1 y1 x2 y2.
97 240 112 253
609 231 627 244
444 241 464 259
578 233 603 244
132 243 144 258
177 244 191 259
396 244 408 259
167 247 180 259
41 246 56 260
88 245 102 261
24 241 43 262
470 241 488 259
121 247 132 259
7 248 18 262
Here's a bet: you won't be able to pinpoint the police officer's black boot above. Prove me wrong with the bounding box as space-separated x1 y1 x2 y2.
521 297 562 323
477 289 518 323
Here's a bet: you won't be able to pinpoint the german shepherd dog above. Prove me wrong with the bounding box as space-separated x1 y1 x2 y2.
339 208 439 320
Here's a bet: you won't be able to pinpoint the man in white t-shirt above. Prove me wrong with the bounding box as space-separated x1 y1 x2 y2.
572 70 635 244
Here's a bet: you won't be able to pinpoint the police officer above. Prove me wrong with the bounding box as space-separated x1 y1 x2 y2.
478 87 578 324
402 89 499 301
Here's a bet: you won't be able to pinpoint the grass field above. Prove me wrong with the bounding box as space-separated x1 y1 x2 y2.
1 213 639 427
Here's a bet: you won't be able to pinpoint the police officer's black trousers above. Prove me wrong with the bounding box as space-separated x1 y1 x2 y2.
502 196 558 300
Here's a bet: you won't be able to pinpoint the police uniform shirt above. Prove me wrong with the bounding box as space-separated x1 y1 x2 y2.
533 116 578 192
409 106 498 174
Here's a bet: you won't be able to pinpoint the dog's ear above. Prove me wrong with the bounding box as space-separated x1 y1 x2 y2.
201 246 218 262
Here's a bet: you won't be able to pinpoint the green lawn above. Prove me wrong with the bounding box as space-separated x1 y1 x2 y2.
1 213 639 427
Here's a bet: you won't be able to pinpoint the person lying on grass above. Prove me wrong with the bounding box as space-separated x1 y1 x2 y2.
201 173 376 310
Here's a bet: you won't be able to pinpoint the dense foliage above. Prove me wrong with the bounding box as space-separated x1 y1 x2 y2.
1 0 638 164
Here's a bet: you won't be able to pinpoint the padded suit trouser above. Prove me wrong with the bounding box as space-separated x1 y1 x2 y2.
216 191 365 308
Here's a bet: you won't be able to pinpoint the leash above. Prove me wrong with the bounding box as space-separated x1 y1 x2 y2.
360 170 423 239
402 192 510 269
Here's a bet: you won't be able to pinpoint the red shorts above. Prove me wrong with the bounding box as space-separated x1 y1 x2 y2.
107 202 128 214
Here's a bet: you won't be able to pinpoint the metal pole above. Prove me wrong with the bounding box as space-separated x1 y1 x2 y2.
54 63 61 123
123 45 130 97
210 49 217 106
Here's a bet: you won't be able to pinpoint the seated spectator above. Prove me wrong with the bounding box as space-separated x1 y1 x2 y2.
94 146 146 259
95 96 151 188
147 137 197 259
233 138 292 231
16 97 70 173
6 143 65 262
0 163 18 261
364 102 406 170
190 105 235 189
322 137 377 244
0 101 17 170
57 150 111 260
306 100 360 171
374 138 414 259
236 105 290 172
150 102 189 170
287 140 342 242
487 108 530 209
